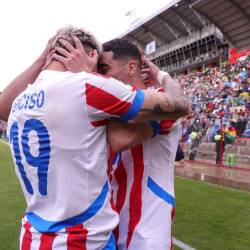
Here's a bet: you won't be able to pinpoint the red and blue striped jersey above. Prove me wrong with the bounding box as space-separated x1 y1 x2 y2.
7 70 144 249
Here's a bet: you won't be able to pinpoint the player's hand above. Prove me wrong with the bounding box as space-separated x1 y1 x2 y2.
141 56 161 88
52 35 98 73
38 35 56 67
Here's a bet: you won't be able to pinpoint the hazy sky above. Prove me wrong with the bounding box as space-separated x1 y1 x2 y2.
0 0 173 91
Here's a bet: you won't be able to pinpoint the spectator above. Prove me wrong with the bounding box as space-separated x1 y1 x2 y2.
175 143 185 166
189 130 202 160
243 120 250 138
214 131 225 164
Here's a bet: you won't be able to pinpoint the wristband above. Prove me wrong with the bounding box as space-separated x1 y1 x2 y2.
157 70 169 85
148 121 161 137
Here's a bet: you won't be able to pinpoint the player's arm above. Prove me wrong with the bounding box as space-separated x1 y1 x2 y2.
107 119 154 153
0 38 54 121
135 79 190 121
136 56 190 121
86 75 189 125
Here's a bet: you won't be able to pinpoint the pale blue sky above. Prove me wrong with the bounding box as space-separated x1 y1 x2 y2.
0 0 172 91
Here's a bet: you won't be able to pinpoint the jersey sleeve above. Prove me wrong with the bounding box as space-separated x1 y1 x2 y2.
86 75 144 122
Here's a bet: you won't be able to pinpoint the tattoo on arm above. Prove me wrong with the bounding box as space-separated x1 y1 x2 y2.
136 76 190 121
162 75 190 115
139 104 165 117
153 104 163 114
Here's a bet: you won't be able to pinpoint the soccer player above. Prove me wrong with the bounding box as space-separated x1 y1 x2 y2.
55 37 187 249
3 27 189 249
99 39 180 250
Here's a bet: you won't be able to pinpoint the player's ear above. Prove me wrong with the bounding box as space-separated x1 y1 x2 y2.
88 49 97 58
128 60 138 76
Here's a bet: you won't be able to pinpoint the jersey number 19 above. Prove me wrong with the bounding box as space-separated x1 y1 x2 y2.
9 119 51 196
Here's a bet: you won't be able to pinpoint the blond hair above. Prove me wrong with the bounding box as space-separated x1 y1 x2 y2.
52 25 102 55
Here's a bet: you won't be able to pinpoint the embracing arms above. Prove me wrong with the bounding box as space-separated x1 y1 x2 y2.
107 119 154 152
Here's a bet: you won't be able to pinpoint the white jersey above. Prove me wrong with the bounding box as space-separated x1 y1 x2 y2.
110 120 179 250
7 70 145 249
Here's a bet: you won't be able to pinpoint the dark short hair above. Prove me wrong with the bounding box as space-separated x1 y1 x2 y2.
102 38 142 66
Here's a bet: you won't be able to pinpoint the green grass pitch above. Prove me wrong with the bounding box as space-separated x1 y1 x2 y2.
1 140 250 249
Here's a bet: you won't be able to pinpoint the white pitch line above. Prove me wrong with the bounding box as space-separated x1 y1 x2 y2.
0 139 9 147
173 237 197 250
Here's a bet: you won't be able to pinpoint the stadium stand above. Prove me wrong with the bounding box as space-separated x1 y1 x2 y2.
117 0 250 168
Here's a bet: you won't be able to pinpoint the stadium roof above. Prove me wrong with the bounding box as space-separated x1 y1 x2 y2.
192 0 250 52
119 0 212 48
119 0 250 53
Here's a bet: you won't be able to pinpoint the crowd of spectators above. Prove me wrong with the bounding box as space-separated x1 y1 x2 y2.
177 55 250 160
